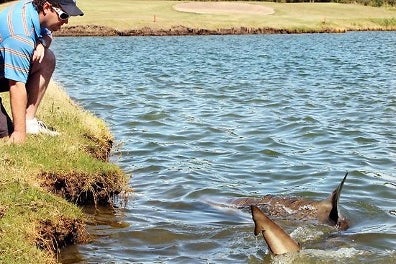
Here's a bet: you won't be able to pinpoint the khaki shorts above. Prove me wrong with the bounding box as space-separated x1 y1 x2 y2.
0 97 13 138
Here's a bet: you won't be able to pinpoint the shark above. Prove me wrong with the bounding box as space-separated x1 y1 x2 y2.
251 205 301 255
234 172 350 230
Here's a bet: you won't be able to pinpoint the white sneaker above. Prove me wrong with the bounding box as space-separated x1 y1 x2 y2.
26 118 60 136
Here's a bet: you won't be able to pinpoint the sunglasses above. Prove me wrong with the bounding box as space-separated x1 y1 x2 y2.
52 7 70 21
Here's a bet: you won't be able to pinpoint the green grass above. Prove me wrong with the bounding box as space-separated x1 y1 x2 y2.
1 1 395 31
66 1 396 31
0 0 394 263
0 83 128 263
1 1 396 31
0 82 124 184
0 181 80 264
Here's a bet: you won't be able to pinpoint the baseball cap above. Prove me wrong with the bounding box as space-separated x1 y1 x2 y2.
54 0 84 16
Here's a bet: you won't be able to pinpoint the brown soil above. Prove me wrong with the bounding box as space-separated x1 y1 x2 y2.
39 171 123 205
83 133 114 162
39 133 126 205
54 24 347 37
36 133 128 257
37 217 89 255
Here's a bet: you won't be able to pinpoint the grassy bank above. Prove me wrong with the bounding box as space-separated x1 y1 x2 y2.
54 0 396 35
0 0 394 263
0 82 128 263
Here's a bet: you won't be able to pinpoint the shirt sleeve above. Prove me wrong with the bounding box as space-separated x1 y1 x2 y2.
40 27 52 38
1 35 35 83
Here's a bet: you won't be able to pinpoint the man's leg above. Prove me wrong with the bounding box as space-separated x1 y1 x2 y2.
25 48 56 120
24 48 59 136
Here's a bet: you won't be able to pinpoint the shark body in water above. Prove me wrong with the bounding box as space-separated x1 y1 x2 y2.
248 172 350 255
234 172 350 231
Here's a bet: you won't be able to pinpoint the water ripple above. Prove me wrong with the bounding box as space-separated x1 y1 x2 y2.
53 32 396 263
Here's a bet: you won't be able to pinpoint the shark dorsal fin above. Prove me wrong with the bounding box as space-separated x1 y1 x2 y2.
327 172 348 224
251 205 300 255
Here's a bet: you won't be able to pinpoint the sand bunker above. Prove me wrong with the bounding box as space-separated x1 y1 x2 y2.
173 2 275 15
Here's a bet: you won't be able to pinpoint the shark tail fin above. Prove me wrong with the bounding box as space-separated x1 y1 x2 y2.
251 205 300 255
327 172 348 224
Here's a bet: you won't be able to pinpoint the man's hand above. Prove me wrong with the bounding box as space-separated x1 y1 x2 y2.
32 43 46 63
8 130 26 144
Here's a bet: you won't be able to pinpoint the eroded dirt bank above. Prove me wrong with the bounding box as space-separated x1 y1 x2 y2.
54 24 350 37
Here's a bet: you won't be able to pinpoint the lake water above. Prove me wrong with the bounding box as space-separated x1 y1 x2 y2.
52 32 395 263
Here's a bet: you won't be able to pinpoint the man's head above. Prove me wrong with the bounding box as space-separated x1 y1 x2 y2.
33 0 84 31
34 0 84 16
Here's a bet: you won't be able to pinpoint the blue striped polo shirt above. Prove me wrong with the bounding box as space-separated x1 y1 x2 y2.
0 0 46 83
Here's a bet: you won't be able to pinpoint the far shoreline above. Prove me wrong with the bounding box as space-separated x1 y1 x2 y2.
54 24 395 37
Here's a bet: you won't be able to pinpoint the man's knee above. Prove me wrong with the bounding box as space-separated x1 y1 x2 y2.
31 48 56 75
42 48 56 71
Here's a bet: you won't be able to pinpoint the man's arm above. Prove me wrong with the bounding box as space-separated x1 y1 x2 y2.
34 34 53 63
9 80 27 143
40 33 53 48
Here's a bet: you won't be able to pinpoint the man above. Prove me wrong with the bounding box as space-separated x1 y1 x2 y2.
0 0 83 143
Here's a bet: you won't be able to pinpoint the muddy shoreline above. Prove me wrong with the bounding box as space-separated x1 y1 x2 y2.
54 25 396 37
54 25 351 37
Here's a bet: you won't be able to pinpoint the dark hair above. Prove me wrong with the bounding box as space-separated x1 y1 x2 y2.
33 0 61 12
